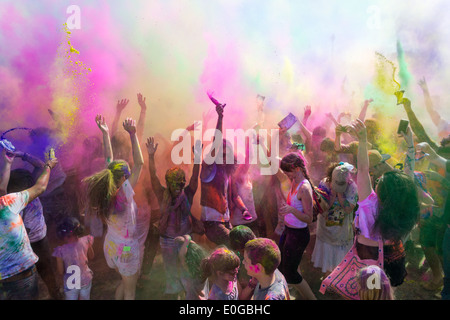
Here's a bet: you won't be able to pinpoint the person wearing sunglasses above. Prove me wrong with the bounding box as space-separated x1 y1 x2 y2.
83 115 144 300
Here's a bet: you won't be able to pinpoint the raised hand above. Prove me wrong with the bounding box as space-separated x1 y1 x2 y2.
123 118 137 135
400 125 413 145
1 148 15 165
186 121 201 132
304 105 312 118
418 77 428 91
146 137 159 156
348 119 367 142
45 157 59 170
335 124 349 135
216 104 225 118
95 114 109 134
116 98 129 113
137 93 147 111
416 142 436 158
192 139 202 162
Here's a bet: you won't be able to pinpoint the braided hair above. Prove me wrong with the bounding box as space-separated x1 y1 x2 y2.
280 152 315 190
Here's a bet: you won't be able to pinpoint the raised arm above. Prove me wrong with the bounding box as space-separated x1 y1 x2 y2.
400 126 415 179
0 149 14 196
95 114 113 165
146 136 165 202
349 119 373 201
123 118 144 188
205 103 225 164
14 151 45 181
358 99 373 122
400 98 440 152
326 112 339 127
303 105 312 126
26 157 58 203
136 93 147 141
187 140 201 195
297 117 312 144
111 98 129 136
334 125 345 152
418 77 442 127
416 142 447 171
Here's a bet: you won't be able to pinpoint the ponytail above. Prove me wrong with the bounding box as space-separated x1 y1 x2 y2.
200 247 240 282
200 256 213 283
82 168 117 224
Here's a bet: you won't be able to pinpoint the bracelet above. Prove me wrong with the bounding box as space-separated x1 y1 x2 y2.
44 163 52 170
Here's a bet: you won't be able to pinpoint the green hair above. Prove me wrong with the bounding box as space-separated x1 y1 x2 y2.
245 238 281 275
82 160 130 223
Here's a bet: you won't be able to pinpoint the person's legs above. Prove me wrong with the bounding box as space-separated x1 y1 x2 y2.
121 272 139 300
420 218 444 289
292 278 316 300
79 282 92 300
159 236 183 298
140 221 161 280
279 227 315 300
441 226 450 300
31 236 62 299
0 267 39 300
64 288 80 300
115 279 124 300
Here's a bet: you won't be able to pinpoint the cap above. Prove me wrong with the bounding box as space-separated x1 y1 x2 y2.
331 165 350 193
368 150 391 168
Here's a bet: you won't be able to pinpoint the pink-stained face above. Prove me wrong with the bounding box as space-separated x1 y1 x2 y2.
243 250 260 278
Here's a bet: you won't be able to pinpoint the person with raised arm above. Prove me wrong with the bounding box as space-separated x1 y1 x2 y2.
83 115 144 300
418 77 450 141
145 136 201 299
200 102 237 248
347 119 420 288
0 148 58 300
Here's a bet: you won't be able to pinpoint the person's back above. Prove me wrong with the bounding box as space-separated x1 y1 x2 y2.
253 269 290 300
0 191 38 280
53 235 94 288
243 238 290 300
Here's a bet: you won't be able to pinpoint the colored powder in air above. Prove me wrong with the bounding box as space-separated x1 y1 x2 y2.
396 40 413 89
373 52 400 96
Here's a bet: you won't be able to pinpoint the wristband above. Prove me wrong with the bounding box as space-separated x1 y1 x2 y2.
44 163 52 170
22 152 29 162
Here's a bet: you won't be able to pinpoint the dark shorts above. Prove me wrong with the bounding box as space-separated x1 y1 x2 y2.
356 241 407 287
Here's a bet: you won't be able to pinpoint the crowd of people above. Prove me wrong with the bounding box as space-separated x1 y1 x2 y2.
0 79 449 301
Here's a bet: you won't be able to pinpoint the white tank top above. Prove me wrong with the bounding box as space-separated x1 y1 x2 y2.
284 179 308 229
